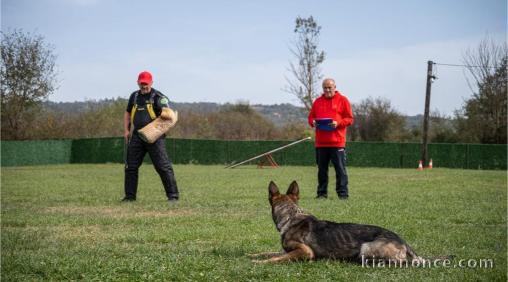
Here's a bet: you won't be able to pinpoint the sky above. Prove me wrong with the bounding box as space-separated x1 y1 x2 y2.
2 0 506 115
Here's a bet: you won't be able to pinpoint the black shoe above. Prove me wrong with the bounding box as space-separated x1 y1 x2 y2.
121 197 136 202
315 195 327 199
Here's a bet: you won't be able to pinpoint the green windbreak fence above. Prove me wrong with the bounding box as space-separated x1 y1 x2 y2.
1 137 506 170
1 139 72 166
71 138 125 164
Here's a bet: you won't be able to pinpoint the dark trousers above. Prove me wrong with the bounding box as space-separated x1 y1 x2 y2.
316 147 348 197
124 133 179 200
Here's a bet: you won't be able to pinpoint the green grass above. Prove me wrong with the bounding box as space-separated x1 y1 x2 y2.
1 164 506 281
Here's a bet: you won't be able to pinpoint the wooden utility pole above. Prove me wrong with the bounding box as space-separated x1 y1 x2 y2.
421 60 434 166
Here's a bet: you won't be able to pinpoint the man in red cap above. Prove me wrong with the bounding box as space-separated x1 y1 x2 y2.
122 71 179 203
308 78 353 200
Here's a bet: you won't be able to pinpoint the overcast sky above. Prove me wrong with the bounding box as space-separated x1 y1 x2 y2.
2 0 506 115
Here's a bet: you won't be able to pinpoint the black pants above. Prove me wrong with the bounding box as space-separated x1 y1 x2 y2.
124 133 179 200
316 147 348 197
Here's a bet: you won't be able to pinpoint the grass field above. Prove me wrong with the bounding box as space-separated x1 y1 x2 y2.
1 164 506 281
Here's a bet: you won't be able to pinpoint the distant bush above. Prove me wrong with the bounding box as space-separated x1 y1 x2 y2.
26 99 307 141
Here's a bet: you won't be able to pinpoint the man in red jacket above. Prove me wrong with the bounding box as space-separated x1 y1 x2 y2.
308 78 354 199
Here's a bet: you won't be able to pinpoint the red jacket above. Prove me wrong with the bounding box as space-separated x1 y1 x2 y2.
308 91 353 147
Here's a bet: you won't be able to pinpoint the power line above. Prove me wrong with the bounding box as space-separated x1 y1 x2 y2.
433 62 498 69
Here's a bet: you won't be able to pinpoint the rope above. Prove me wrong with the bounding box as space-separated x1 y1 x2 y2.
433 62 498 69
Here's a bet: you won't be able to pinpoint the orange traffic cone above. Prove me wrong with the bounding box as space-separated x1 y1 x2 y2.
428 159 433 169
417 160 423 171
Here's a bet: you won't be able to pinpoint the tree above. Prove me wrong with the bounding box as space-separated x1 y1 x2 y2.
458 36 507 144
1 29 58 140
285 16 325 110
211 102 277 140
428 111 459 143
351 97 408 141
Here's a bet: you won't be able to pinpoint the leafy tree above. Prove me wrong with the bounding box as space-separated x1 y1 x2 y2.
1 29 58 140
79 99 125 138
170 110 215 139
458 37 507 144
165 102 286 141
278 123 310 140
285 16 325 110
211 103 277 140
25 98 310 141
27 99 124 140
429 111 459 143
352 97 408 141
28 109 78 139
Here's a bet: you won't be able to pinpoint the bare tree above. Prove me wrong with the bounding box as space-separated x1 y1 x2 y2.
459 36 507 144
1 29 58 140
463 36 507 91
285 16 325 110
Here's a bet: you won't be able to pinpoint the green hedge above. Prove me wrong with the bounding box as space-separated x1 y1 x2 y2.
1 138 506 170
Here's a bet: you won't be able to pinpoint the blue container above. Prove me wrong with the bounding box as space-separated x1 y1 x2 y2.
315 118 335 131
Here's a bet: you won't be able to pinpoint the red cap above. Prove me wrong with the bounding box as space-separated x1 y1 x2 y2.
137 71 153 84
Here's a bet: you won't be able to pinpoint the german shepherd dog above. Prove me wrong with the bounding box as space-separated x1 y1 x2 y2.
250 181 435 264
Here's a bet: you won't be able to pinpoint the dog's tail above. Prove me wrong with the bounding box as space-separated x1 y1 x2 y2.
405 244 454 264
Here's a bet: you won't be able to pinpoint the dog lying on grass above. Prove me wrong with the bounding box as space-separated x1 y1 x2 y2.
250 181 448 264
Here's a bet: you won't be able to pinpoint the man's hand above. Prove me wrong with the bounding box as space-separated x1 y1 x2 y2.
124 130 130 141
330 120 338 128
312 120 316 127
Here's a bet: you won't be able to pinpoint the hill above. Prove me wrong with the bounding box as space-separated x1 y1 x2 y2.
43 100 307 126
43 100 426 128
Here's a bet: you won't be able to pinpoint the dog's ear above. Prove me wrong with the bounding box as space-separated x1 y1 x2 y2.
286 180 300 200
268 181 280 197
